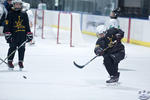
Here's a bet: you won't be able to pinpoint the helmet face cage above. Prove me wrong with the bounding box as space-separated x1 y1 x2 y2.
96 25 107 38
96 32 105 38
13 0 23 10
13 0 22 6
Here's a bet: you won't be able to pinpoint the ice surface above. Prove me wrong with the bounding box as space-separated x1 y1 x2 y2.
0 32 150 100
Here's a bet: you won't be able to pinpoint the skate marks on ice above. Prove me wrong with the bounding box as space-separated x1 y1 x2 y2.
119 68 136 71
85 79 140 92
104 83 139 91
0 70 27 72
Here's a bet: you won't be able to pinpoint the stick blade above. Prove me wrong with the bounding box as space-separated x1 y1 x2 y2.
73 61 84 69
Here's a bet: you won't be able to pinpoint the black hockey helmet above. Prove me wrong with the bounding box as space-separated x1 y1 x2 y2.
112 7 121 18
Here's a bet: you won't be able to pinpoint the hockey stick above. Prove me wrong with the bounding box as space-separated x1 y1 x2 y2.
0 40 27 65
0 58 8 65
0 57 18 67
73 55 99 68
73 41 117 68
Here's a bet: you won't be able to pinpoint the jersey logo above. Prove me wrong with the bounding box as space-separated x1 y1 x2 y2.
14 16 25 32
107 37 114 48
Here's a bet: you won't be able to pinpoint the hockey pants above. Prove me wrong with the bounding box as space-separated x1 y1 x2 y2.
103 54 120 77
7 42 25 62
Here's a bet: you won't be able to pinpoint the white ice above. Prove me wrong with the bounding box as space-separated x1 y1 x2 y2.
0 31 150 100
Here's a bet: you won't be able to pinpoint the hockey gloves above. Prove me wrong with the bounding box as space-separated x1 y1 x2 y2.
5 32 12 43
115 29 124 42
115 33 123 42
26 32 33 42
94 46 104 56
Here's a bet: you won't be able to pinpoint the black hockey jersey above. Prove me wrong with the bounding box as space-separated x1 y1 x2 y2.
95 28 125 62
4 9 31 43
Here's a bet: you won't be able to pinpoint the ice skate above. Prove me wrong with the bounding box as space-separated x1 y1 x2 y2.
8 61 14 71
8 68 14 71
106 72 120 83
18 62 24 71
106 75 120 86
106 76 119 83
19 68 23 71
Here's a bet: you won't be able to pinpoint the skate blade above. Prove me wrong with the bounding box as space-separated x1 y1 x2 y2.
8 68 14 71
19 68 23 71
106 82 121 86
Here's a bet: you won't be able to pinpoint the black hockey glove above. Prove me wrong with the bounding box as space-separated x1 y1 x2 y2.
5 32 12 43
94 46 104 56
115 29 124 41
115 33 123 41
26 32 33 42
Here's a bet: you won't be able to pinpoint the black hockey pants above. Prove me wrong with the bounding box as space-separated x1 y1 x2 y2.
103 54 120 77
7 42 25 62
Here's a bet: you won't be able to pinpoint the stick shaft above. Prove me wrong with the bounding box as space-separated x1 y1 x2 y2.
83 55 98 66
0 40 27 65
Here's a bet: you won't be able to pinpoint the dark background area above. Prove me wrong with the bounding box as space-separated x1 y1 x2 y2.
15 0 150 19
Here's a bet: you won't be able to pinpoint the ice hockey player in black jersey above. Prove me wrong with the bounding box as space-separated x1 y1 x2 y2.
3 0 33 71
0 0 13 26
94 27 125 83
